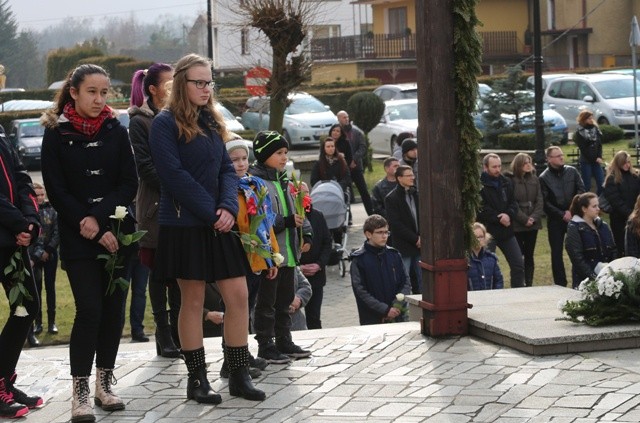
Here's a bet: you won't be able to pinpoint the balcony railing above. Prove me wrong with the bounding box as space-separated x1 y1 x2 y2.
309 31 521 61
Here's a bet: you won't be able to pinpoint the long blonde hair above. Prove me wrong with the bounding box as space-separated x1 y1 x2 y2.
168 54 227 142
510 152 534 178
605 150 638 186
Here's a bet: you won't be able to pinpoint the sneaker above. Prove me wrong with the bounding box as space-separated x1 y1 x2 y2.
276 340 311 359
7 373 43 409
257 344 291 364
0 378 28 419
249 354 268 371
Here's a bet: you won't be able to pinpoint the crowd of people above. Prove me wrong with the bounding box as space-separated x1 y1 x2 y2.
0 52 636 420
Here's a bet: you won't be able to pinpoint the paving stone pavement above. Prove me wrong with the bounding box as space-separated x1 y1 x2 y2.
13 203 640 422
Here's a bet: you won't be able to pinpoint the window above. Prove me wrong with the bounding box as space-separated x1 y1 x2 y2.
311 25 341 39
388 7 407 35
577 83 595 100
241 28 249 55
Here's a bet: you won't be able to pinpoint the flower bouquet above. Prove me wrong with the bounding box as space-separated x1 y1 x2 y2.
235 177 284 267
559 257 640 326
289 173 311 247
3 247 33 317
98 206 147 295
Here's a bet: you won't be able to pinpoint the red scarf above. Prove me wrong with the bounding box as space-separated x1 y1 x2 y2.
63 103 112 138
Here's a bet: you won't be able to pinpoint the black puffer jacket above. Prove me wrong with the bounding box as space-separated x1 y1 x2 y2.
565 216 616 283
477 172 518 241
0 128 40 248
603 171 640 220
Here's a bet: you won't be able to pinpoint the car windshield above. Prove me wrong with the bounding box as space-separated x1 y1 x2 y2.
387 103 418 121
286 97 327 114
398 89 417 99
20 122 44 137
593 79 637 99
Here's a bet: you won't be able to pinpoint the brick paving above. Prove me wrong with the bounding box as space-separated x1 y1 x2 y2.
12 203 640 422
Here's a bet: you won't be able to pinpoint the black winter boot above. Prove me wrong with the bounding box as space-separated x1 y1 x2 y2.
226 345 265 401
182 347 221 404
154 311 180 358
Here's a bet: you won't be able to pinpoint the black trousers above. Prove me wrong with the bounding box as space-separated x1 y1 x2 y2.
547 217 569 287
515 230 539 287
33 250 58 325
305 276 324 330
253 266 294 344
0 247 38 378
65 258 127 376
609 213 626 257
350 167 373 215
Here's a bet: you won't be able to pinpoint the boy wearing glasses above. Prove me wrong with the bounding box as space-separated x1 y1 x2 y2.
350 215 411 325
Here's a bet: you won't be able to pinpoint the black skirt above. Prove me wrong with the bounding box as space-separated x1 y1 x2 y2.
155 226 249 283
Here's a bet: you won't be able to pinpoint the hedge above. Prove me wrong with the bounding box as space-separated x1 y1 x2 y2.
0 111 46 133
77 56 139 81
600 124 624 144
46 47 104 85
497 132 537 150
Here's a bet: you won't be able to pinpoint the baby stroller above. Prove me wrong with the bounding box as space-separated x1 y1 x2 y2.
310 180 350 277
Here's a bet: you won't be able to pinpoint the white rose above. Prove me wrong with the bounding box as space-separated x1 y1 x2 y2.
14 305 28 317
396 293 405 301
273 253 284 266
110 206 128 220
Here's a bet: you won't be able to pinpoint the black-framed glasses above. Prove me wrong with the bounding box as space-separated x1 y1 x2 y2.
187 79 215 89
373 230 391 236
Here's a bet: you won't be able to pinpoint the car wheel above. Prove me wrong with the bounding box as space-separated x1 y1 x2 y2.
390 135 396 155
598 117 610 126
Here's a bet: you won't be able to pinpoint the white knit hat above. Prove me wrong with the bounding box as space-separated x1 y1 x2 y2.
225 139 249 155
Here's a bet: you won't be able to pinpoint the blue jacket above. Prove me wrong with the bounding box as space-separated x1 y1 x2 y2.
149 109 238 227
467 248 504 291
350 241 411 325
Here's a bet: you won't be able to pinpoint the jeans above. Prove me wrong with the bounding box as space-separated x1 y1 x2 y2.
0 247 38 378
515 230 538 287
350 166 373 215
122 255 150 335
33 250 58 325
580 161 604 195
547 217 569 287
401 254 422 294
489 236 525 288
66 258 127 376
253 266 294 344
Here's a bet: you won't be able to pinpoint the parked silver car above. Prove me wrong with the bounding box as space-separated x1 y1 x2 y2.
543 73 640 133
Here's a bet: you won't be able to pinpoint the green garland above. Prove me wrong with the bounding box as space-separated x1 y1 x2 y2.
453 0 483 248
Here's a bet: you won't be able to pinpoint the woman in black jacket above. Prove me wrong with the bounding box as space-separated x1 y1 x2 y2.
41 64 138 422
603 150 640 256
574 110 605 195
0 127 42 418
565 193 616 288
128 63 181 358
329 123 353 167
310 136 351 196
625 196 640 258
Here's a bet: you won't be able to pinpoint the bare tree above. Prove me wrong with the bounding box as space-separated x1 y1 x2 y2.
236 0 318 134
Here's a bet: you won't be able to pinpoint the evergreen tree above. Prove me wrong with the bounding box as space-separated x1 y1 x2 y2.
0 0 19 83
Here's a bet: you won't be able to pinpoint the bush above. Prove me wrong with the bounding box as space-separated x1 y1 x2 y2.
46 46 104 84
497 133 536 150
600 124 624 143
114 61 155 83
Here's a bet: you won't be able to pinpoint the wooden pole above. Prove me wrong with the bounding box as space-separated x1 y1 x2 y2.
416 0 470 336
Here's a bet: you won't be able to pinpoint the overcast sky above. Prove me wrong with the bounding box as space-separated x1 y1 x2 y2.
9 0 205 32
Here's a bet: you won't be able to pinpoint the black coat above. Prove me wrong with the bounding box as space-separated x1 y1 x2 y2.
477 173 518 242
574 124 603 164
603 171 640 221
41 115 139 261
539 164 585 220
299 207 332 286
0 128 40 249
384 185 419 257
310 156 351 194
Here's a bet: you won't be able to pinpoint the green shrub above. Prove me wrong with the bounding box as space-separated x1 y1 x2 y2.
46 46 104 84
114 61 155 83
78 56 138 80
497 132 536 150
600 124 624 144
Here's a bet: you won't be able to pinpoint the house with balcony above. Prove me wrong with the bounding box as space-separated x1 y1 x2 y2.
188 0 372 75
311 0 533 83
540 0 640 69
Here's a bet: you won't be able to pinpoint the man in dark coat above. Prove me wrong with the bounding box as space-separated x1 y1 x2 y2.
539 146 585 287
477 153 525 288
299 183 332 330
384 165 421 293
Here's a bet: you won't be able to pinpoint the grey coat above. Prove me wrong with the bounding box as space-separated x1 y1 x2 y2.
505 172 544 232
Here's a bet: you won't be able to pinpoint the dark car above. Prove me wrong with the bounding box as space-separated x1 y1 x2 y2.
9 118 45 168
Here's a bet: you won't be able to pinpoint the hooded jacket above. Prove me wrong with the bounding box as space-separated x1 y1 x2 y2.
565 215 616 283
